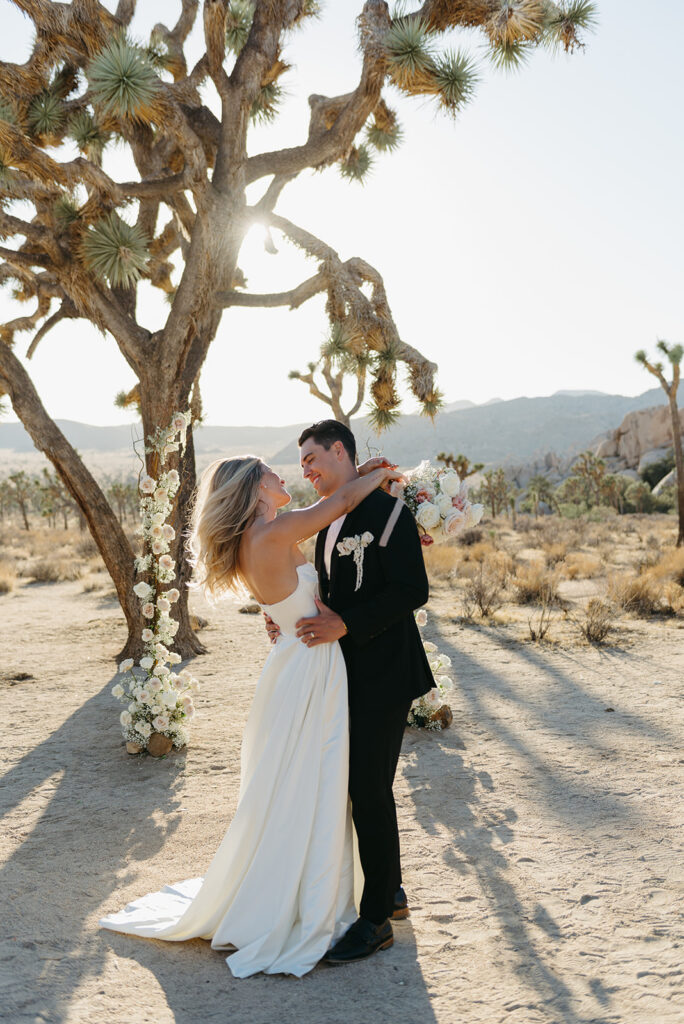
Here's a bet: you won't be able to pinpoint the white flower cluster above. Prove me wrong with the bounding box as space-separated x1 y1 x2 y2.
337 531 374 591
113 410 197 752
391 461 484 548
407 609 455 731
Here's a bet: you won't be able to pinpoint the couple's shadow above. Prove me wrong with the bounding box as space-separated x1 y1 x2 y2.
107 915 436 1024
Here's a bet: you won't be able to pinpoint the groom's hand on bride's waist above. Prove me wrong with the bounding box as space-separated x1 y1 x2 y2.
296 598 348 647
263 612 280 644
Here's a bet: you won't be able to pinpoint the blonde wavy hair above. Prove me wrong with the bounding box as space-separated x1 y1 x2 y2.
187 455 264 601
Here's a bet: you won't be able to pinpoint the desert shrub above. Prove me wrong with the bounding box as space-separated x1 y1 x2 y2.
648 548 684 587
424 545 459 581
607 572 683 617
0 560 16 594
462 562 508 618
578 598 615 642
640 450 675 489
644 532 661 550
563 552 603 580
460 540 497 565
511 563 559 605
528 601 553 641
75 536 99 558
458 527 484 547
30 559 84 583
543 542 567 565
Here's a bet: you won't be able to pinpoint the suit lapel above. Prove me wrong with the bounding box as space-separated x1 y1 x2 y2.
328 505 360 598
315 526 329 600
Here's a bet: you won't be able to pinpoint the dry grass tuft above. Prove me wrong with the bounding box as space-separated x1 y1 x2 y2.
462 562 508 618
424 545 459 581
75 536 100 559
543 542 567 566
511 562 559 605
458 527 484 547
30 559 84 583
0 560 17 594
563 552 603 580
578 598 616 642
607 571 683 617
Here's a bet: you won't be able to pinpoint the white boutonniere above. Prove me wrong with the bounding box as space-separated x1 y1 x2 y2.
337 531 374 591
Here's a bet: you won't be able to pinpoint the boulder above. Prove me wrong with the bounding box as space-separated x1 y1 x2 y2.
637 446 672 475
611 405 684 467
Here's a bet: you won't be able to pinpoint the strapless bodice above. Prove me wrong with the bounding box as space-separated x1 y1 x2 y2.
259 563 319 638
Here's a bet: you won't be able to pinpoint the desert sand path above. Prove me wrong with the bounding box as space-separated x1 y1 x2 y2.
1 580 682 1024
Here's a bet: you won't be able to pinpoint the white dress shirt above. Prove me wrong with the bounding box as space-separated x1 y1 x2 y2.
324 514 347 578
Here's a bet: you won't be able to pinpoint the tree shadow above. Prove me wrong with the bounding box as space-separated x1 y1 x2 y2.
0 677 185 1023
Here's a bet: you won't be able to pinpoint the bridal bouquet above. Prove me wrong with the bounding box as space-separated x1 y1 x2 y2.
111 411 199 755
392 461 484 547
408 609 454 730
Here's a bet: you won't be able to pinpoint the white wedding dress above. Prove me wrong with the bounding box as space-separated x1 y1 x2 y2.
100 563 358 978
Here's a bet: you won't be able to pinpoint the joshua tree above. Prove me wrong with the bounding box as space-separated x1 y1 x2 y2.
636 342 684 546
0 0 596 657
480 467 510 518
289 323 372 429
437 451 484 479
6 470 35 531
526 473 558 516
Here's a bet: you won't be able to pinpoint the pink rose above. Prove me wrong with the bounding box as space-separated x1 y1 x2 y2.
420 534 434 547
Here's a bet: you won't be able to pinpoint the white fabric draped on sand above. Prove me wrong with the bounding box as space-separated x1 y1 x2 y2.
100 564 361 978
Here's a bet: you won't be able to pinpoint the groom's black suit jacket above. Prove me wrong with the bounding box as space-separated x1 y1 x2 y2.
315 489 434 707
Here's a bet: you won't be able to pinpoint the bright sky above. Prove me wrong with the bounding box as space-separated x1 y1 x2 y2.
1 0 682 427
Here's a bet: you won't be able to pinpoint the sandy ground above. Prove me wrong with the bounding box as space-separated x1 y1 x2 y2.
1 577 683 1024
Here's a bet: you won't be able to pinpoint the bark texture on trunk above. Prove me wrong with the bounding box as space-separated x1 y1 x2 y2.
667 395 684 547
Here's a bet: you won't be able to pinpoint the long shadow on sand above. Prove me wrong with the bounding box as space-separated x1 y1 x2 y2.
1 676 437 1024
400 619 676 1024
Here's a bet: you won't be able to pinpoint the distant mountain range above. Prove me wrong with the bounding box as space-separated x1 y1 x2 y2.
0 386 680 474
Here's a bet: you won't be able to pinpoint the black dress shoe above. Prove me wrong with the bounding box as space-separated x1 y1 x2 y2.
391 886 409 920
324 917 393 964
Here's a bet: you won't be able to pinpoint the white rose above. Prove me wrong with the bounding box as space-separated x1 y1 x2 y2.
425 688 442 709
141 628 154 643
438 654 452 669
111 683 125 699
466 503 484 528
120 710 133 727
157 598 171 613
436 493 454 518
168 620 179 635
142 602 155 619
138 689 151 704
162 690 178 709
423 640 437 653
133 581 153 601
128 701 137 714
415 501 440 531
159 555 174 571
172 416 186 432
152 714 170 731
150 525 163 538
443 509 466 537
415 609 428 627
440 470 462 498
151 512 165 526
155 664 171 677
168 652 182 665
190 679 200 693
152 539 165 555
167 469 181 487
140 656 154 670
183 705 196 720
438 675 454 690
135 720 152 737
140 475 156 494
149 678 163 693
361 531 374 545
165 588 180 603
163 525 176 541
118 658 134 673
154 487 169 504
155 642 168 655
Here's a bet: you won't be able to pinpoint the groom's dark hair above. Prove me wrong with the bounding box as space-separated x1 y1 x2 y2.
298 420 357 464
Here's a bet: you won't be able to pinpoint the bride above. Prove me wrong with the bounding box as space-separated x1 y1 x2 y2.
99 454 401 978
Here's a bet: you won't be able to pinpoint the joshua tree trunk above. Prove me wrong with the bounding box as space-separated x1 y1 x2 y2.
666 392 684 547
0 344 145 655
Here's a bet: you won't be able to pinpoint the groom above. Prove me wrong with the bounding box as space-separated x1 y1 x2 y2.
280 419 433 963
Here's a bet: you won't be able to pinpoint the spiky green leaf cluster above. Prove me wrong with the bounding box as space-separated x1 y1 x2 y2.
87 36 160 121
53 194 80 230
288 369 302 380
27 92 66 137
321 321 352 360
339 145 373 184
368 406 400 433
68 110 110 161
385 19 436 89
250 82 283 124
544 0 597 50
489 38 532 71
373 341 400 369
421 391 444 419
433 50 479 113
365 118 403 152
226 0 255 55
82 212 149 288
657 339 683 365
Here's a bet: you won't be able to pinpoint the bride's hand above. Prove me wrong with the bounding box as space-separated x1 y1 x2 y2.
357 456 396 477
373 466 405 493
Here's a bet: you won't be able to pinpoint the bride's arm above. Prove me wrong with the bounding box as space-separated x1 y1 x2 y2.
263 467 403 546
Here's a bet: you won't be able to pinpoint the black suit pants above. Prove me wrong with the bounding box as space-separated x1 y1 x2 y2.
348 694 412 925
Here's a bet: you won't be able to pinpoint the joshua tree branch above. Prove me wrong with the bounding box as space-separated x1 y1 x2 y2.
26 300 78 358
218 271 327 308
0 245 52 270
